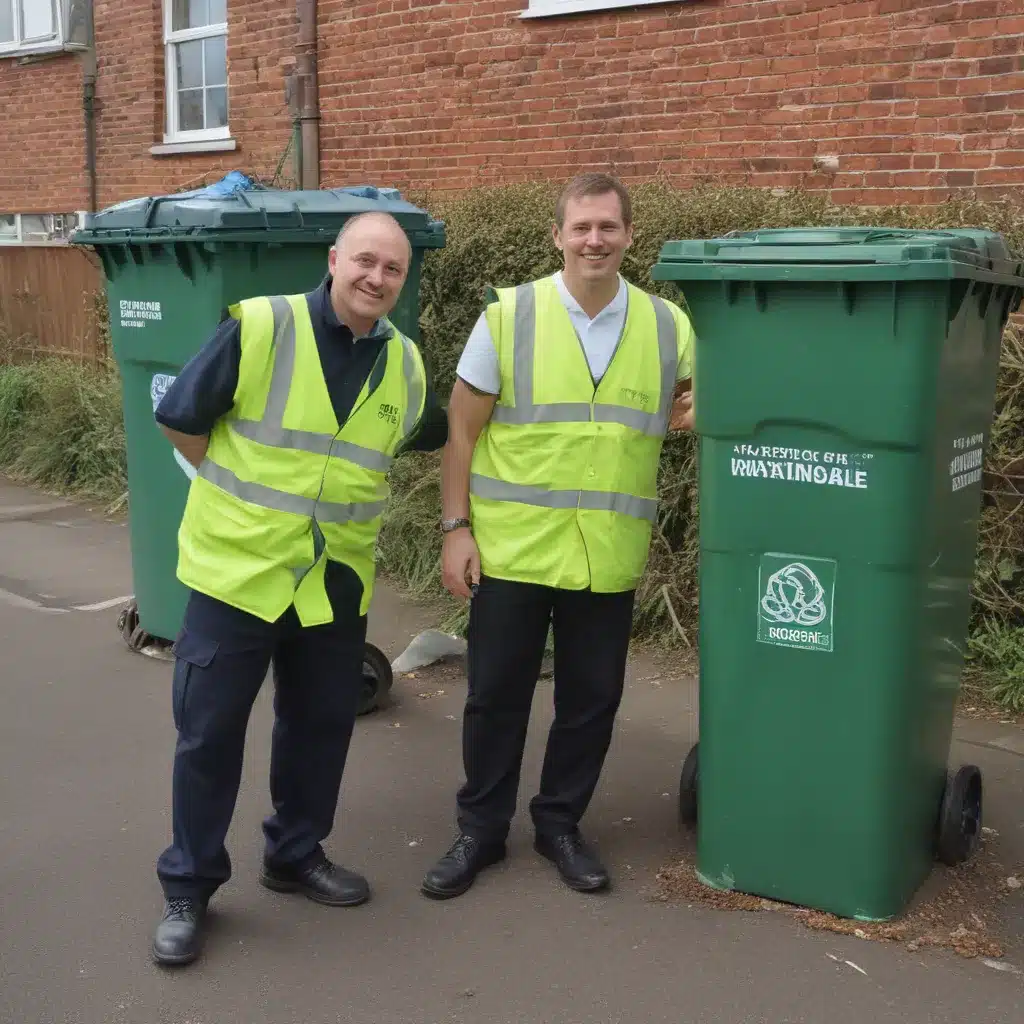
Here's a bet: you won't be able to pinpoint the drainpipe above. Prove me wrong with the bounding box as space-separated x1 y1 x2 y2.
81 1 98 211
296 0 320 189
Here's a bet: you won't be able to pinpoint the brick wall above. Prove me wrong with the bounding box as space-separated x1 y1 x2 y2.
1 0 297 214
90 0 297 207
319 0 1024 204
2 0 1023 216
0 52 87 212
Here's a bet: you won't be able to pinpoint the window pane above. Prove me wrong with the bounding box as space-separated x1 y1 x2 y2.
205 87 228 130
208 0 226 24
177 89 204 132
0 1 14 43
176 39 203 89
171 0 209 31
22 0 56 39
21 215 50 239
204 35 226 87
0 214 16 238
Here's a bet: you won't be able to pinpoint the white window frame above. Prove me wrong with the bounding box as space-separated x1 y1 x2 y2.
162 1 230 146
522 0 691 17
0 212 86 246
0 0 66 57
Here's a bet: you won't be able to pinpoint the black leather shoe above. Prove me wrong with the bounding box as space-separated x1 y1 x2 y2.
534 830 610 892
421 834 507 899
152 897 207 966
261 851 370 907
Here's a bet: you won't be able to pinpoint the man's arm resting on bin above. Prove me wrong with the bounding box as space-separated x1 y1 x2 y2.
441 377 497 519
154 316 240 435
669 377 694 433
152 316 240 470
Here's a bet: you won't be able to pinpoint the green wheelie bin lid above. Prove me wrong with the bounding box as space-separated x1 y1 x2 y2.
72 185 446 249
653 226 1023 284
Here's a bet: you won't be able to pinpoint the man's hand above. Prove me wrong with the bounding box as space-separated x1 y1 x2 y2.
669 388 695 432
442 528 481 600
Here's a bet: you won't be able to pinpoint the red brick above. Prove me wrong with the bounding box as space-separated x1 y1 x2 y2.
3 0 1024 212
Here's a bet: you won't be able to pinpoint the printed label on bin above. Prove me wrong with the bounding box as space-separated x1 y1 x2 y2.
950 433 985 493
757 554 836 653
150 374 197 482
120 299 163 330
731 445 871 489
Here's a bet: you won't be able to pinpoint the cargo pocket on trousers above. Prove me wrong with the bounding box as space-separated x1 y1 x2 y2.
171 629 220 734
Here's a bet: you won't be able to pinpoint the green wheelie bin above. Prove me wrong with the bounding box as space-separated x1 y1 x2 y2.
652 227 1024 921
72 181 445 712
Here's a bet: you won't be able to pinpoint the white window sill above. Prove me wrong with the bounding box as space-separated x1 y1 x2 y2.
150 138 237 156
521 0 687 17
0 239 71 247
1 41 85 60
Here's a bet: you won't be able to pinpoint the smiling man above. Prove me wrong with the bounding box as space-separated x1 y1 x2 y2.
149 212 446 967
421 173 695 900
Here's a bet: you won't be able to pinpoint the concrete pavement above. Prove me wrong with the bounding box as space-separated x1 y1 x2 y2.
0 477 1022 1024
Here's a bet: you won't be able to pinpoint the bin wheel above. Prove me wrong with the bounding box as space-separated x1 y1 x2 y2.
936 764 983 867
678 742 699 826
117 600 150 652
357 642 393 717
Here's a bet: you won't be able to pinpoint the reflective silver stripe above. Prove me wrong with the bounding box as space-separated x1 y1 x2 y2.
579 490 657 521
231 419 394 471
471 474 579 509
593 404 662 433
200 459 387 523
650 294 679 427
400 335 423 437
470 474 656 523
264 295 297 429
491 402 591 425
493 282 678 437
512 282 536 408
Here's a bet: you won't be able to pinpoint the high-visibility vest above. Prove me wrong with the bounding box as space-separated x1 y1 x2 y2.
469 274 692 593
176 292 427 625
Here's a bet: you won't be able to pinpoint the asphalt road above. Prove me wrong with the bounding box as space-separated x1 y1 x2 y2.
1 478 1022 1024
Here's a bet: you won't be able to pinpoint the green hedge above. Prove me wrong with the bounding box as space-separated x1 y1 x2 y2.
0 356 126 502
1 181 1021 707
385 181 1024 704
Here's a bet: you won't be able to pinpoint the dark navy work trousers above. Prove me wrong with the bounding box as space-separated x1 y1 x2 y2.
456 575 636 843
156 575 367 901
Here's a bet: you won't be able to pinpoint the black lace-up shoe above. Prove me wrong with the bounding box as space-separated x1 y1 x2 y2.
261 850 370 907
152 897 207 966
421 834 507 899
534 830 610 892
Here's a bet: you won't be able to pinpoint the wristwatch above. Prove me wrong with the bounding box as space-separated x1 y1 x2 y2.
440 517 471 534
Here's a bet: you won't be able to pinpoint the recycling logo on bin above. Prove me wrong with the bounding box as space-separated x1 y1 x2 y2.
151 374 197 482
757 554 836 653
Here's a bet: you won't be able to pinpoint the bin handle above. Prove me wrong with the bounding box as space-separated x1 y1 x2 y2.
860 229 956 244
234 189 270 229
720 228 960 246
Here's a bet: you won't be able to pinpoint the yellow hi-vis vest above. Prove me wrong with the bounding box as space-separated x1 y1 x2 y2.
469 275 692 593
176 292 427 625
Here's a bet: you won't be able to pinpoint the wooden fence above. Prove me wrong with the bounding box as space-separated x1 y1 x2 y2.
0 245 107 362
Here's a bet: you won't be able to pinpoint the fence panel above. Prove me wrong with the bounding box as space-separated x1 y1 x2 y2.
0 245 106 361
